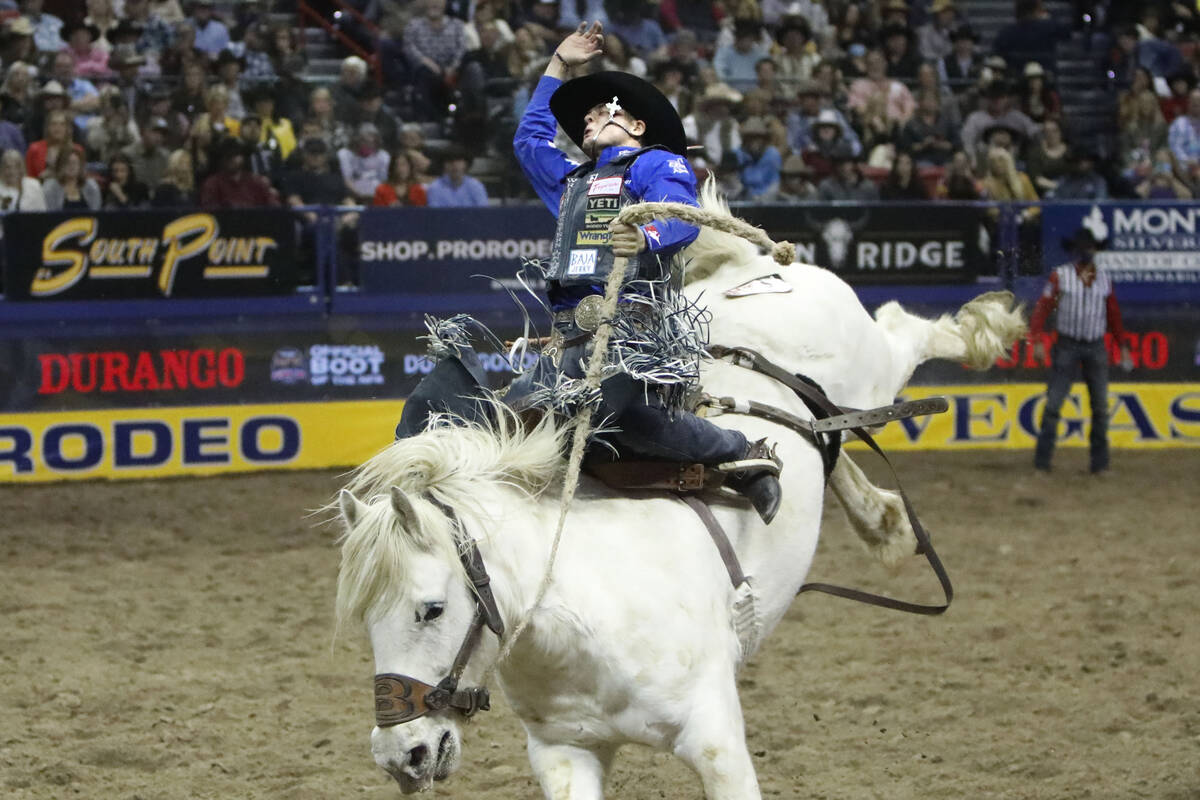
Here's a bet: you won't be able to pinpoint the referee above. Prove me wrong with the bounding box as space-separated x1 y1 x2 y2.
1030 226 1132 474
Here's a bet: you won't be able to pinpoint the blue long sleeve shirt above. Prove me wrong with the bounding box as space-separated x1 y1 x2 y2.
513 75 700 278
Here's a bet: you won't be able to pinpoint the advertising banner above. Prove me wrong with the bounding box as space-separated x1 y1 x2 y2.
1041 202 1200 283
737 204 988 283
357 206 556 302
3 384 1197 482
2 209 300 300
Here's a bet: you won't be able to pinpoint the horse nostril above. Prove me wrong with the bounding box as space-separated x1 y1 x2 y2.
408 744 429 769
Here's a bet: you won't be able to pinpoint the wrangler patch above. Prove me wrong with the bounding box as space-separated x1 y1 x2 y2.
576 230 610 245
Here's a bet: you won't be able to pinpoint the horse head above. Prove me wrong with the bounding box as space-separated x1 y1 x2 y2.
336 486 478 794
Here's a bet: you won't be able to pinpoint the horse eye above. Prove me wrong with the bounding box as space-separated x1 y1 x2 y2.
421 602 444 622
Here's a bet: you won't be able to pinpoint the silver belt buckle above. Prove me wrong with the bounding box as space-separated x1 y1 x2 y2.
573 294 605 332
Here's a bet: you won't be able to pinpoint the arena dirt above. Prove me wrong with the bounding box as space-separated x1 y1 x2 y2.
2 450 1198 800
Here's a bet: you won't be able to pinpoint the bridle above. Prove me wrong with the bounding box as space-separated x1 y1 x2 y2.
373 497 504 728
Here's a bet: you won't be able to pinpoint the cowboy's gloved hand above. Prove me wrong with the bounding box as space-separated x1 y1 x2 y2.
608 222 647 257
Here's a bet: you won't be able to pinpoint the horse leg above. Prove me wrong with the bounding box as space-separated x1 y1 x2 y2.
827 453 918 568
673 677 762 800
526 736 614 800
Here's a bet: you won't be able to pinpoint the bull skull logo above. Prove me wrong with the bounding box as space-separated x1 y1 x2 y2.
820 215 869 270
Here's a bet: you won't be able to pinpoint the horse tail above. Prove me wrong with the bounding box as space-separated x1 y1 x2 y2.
875 290 1028 375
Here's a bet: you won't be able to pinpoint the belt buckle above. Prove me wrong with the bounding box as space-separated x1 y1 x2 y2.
573 294 605 332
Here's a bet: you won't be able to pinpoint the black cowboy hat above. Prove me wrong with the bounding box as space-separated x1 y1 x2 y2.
1061 225 1107 252
62 21 101 43
110 19 144 43
650 56 691 81
213 49 246 70
775 14 812 44
550 71 687 156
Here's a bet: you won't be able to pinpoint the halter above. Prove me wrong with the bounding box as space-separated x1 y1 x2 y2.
373 497 504 727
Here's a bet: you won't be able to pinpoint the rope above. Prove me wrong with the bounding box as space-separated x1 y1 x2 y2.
481 253 631 684
480 199 790 683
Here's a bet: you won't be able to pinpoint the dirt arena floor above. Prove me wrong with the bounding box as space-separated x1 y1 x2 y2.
2 449 1198 800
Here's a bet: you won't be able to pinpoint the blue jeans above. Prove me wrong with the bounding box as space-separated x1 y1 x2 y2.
1034 335 1110 472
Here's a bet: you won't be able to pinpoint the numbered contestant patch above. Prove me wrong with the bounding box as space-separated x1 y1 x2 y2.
568 249 598 275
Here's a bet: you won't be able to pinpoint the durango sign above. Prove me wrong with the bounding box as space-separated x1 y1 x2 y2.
2 210 299 300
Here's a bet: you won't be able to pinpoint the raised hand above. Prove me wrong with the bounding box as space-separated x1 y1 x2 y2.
555 21 605 67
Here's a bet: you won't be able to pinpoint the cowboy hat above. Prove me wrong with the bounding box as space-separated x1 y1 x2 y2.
551 71 687 155
1061 225 1107 252
108 44 147 69
930 0 956 12
780 153 813 176
62 21 101 43
812 108 842 130
696 81 743 108
4 17 35 37
739 117 770 138
1023 61 1046 78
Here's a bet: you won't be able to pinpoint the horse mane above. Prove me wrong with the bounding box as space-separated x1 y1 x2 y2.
334 403 568 629
681 178 761 285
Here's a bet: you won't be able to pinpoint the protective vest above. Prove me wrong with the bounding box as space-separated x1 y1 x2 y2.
545 146 670 287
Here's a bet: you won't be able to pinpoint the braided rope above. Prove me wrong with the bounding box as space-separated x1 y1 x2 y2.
615 202 796 266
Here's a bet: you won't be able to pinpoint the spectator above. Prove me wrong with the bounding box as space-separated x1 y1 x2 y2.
51 51 101 131
20 0 64 54
938 24 980 90
879 0 910 27
1167 88 1200 180
244 81 296 160
1160 68 1195 124
960 81 1039 169
899 90 957 166
150 147 194 206
350 82 399 153
2 17 37 66
992 0 1070 73
464 0 515 52
85 92 139 164
681 82 742 172
914 61 962 127
847 49 915 149
240 22 277 83
800 108 854 179
238 115 281 182
1118 89 1168 172
26 109 83 178
171 61 209 119
1 62 34 132
1030 225 1131 475
189 0 230 58
198 84 240 140
664 28 710 73
880 24 920 80
817 145 880 201
881 150 928 200
150 0 186 24
426 146 488 206
1054 148 1108 200
404 0 468 121
1133 148 1192 199
0 147 46 210
713 18 770 92
337 122 389 202
731 116 781 201
1118 67 1157 132
773 15 820 89
398 123 435 184
107 45 151 116
373 150 429 206
599 32 648 78
917 0 959 62
556 0 607 33
606 0 668 60
282 137 351 210
753 57 783 98
307 86 351 153
0 118 24 155
157 21 202 77
980 146 1038 205
62 22 112 81
83 0 120 51
199 135 277 207
935 149 981 199
1018 61 1060 123
776 153 817 202
740 88 787 152
1025 116 1070 196
265 23 307 123
650 58 693 117
786 78 862 153
123 115 170 187
213 50 246 119
834 5 871 56
25 80 67 147
125 0 176 62
42 148 101 209
332 55 368 119
103 152 149 208
1133 7 1184 79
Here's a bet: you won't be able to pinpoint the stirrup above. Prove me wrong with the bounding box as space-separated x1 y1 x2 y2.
714 438 782 478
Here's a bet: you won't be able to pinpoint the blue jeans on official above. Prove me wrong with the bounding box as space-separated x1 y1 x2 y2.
1034 335 1109 472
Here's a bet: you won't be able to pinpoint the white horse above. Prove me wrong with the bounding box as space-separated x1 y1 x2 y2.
333 191 1026 799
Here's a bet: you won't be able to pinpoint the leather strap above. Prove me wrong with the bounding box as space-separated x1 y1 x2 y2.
587 459 717 492
681 495 746 588
709 344 954 616
427 496 505 635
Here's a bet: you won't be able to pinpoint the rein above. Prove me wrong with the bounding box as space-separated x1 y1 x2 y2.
373 498 502 728
709 344 954 616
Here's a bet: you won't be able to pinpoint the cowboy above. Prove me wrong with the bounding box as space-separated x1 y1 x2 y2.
1029 226 1132 474
398 22 783 522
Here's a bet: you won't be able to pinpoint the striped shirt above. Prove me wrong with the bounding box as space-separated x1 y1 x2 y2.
1029 262 1125 343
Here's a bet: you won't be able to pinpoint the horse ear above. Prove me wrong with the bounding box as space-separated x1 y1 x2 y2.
338 489 364 526
389 486 420 529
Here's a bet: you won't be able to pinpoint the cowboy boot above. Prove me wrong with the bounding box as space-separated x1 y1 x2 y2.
721 438 783 524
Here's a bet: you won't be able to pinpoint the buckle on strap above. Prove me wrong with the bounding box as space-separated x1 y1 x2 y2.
809 397 950 433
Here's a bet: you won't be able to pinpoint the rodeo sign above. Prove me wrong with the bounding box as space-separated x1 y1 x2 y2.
1042 203 1200 283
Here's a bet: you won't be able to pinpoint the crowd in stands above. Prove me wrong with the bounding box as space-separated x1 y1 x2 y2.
0 0 1197 215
